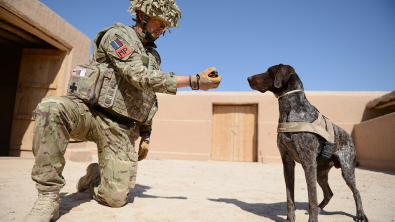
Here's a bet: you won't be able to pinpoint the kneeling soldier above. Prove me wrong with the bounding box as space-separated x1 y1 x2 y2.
23 0 221 221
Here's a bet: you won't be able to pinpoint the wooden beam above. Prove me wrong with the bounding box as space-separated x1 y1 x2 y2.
0 6 71 51
0 28 32 45
0 35 20 47
0 20 47 45
374 100 395 110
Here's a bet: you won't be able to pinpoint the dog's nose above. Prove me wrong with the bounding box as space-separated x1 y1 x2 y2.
247 76 252 82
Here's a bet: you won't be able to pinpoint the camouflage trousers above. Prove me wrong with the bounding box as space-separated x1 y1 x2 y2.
31 96 139 207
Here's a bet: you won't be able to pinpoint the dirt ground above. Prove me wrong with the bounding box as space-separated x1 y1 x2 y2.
0 157 394 222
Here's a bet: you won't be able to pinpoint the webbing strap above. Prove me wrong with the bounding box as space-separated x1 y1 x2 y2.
69 100 91 141
123 25 142 55
190 75 199 90
277 112 335 143
91 26 114 62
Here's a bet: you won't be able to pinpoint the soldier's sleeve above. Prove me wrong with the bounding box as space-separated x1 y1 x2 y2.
137 120 152 136
100 27 177 95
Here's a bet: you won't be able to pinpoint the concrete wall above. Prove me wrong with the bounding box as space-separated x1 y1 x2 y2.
353 112 395 171
84 91 388 164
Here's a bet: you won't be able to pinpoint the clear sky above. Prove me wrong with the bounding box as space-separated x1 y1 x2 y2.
39 0 395 92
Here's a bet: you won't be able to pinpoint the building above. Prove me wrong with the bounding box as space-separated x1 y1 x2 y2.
0 0 90 156
1 0 394 172
353 91 395 171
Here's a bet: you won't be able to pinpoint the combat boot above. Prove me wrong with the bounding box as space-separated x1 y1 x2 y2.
76 163 100 192
23 191 59 222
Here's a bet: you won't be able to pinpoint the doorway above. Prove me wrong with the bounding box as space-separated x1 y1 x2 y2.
211 105 258 162
0 9 67 156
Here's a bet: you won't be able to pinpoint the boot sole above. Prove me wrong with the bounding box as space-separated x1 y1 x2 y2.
51 210 60 221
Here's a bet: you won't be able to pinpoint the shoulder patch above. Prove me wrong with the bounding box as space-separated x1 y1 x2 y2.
103 28 135 61
116 45 132 58
110 39 123 50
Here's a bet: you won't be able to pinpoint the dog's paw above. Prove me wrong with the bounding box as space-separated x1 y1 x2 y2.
284 214 296 222
354 213 368 222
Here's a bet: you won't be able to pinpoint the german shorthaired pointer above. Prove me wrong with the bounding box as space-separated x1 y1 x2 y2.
247 64 368 222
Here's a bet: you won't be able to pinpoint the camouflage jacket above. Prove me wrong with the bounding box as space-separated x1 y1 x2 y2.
90 23 178 133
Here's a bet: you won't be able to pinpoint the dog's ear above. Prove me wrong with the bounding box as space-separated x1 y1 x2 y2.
274 64 295 88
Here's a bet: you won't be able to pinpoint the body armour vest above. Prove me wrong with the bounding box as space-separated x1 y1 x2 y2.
277 112 335 143
67 23 158 124
277 112 335 164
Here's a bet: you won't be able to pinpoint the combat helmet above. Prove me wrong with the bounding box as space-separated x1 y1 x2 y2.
127 0 182 42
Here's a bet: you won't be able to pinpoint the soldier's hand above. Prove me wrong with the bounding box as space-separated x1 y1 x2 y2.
138 134 150 161
190 67 222 91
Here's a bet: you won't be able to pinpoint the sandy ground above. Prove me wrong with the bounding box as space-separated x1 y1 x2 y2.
0 157 394 222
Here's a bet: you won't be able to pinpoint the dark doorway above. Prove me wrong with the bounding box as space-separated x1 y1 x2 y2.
0 45 23 156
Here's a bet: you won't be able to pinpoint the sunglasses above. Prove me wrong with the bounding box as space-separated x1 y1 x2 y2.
151 17 168 31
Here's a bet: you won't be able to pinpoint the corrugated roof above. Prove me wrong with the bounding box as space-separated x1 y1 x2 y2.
366 90 395 109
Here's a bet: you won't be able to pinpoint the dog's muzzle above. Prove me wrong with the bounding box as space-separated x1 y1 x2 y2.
247 77 266 92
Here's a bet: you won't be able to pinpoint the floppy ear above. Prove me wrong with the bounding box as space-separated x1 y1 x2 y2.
274 65 295 88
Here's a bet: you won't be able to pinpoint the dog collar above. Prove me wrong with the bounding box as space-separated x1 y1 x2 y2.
276 89 304 99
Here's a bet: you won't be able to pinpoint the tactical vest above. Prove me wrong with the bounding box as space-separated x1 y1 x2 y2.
67 23 158 124
277 112 335 164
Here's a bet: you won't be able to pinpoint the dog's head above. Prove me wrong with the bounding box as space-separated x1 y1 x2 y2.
247 64 296 94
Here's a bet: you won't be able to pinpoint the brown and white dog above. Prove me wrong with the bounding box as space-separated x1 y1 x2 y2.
247 64 368 222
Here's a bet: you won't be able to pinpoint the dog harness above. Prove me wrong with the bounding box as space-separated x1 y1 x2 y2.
277 90 335 164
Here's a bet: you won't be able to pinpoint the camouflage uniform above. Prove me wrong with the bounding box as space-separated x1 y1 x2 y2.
31 24 177 207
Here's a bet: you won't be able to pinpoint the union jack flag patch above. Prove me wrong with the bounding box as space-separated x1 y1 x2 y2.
110 39 123 50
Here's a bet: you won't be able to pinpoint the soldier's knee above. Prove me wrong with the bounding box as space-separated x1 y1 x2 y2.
107 200 127 208
33 97 64 119
102 189 129 208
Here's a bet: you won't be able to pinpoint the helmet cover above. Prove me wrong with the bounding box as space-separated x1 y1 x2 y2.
127 0 182 29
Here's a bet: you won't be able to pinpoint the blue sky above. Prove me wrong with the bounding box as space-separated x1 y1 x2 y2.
40 0 395 92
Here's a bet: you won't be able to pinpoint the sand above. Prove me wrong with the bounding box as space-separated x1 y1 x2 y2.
0 157 394 222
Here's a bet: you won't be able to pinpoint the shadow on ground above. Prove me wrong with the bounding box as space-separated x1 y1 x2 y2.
128 184 187 203
59 191 91 215
208 198 355 221
320 209 355 218
58 183 187 218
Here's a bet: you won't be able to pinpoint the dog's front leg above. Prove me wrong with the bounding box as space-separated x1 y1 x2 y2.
297 149 319 221
301 160 319 222
280 151 296 222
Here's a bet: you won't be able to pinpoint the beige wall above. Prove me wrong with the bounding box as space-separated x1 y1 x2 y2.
353 112 395 171
117 91 388 164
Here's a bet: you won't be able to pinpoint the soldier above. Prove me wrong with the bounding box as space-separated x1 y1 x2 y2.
23 0 222 221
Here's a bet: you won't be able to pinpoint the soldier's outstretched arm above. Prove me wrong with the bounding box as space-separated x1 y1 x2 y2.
99 28 222 93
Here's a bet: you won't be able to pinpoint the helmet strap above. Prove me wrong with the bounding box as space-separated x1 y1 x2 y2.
144 31 158 42
136 12 159 43
142 15 149 30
